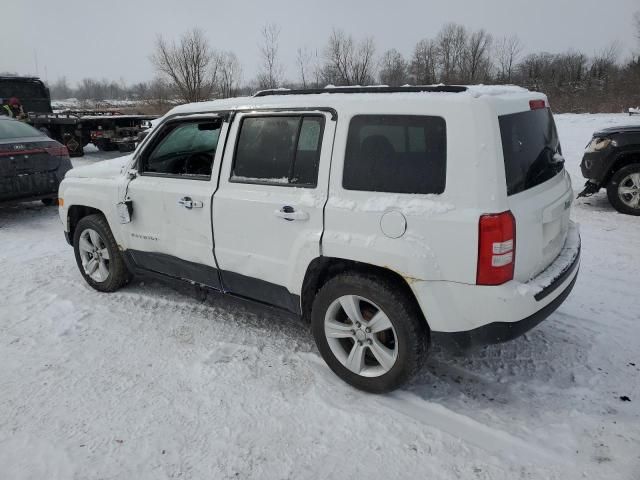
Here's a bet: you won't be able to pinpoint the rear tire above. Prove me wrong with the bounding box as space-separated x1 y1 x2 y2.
73 214 131 292
606 163 640 216
311 272 428 393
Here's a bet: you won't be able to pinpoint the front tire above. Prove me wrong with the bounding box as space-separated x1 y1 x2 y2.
311 272 428 393
73 214 131 292
607 163 640 216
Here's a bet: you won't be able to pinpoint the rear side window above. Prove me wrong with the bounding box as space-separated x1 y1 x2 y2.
343 115 446 194
231 115 324 187
499 108 563 195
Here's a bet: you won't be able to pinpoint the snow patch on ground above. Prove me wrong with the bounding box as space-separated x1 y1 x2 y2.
1 114 639 479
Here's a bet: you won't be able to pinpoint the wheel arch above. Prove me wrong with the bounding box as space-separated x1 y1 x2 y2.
604 151 640 186
300 256 430 331
67 205 104 241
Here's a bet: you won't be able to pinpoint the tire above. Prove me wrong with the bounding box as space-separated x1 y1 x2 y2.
311 272 428 393
73 214 131 292
606 163 640 216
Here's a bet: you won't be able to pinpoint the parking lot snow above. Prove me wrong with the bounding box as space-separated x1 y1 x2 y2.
1 114 639 479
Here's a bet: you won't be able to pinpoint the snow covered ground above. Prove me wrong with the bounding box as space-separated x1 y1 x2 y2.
1 114 639 479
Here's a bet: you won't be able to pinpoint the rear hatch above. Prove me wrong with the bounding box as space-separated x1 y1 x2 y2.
0 137 67 201
499 106 573 282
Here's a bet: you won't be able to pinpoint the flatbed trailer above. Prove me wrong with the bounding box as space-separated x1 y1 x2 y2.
1 76 157 157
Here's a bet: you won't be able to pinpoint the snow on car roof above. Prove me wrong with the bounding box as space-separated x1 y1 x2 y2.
167 85 542 118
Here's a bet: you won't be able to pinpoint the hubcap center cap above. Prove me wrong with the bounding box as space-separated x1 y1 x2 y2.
355 329 367 342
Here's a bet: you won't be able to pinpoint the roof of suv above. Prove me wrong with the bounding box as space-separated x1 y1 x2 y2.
168 85 545 118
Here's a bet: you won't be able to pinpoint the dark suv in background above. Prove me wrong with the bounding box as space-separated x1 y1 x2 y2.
579 125 640 215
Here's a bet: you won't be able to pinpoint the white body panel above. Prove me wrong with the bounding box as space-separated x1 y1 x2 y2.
212 111 335 295
59 86 579 335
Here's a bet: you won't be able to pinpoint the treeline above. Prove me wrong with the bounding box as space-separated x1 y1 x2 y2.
50 19 640 113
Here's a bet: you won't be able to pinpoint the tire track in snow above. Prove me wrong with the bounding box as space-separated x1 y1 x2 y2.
377 391 571 465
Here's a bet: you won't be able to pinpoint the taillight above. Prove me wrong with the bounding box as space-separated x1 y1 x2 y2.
477 211 516 285
529 99 546 110
45 145 69 159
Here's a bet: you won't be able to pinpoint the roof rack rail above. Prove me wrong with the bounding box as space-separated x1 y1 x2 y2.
254 85 467 97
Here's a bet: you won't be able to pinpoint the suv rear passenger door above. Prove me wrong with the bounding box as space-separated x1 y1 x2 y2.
212 111 335 312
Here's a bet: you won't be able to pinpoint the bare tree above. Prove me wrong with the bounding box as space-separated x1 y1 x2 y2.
50 77 72 99
297 47 323 88
496 35 523 83
378 49 409 86
257 23 284 89
635 11 640 42
152 28 218 103
322 29 376 86
410 39 439 84
590 42 620 83
465 29 493 82
296 47 312 88
217 51 242 98
436 23 468 83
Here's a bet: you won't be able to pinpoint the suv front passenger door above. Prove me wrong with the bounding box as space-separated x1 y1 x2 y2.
122 116 228 288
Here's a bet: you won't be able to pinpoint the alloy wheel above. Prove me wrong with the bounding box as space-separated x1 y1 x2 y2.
324 295 398 377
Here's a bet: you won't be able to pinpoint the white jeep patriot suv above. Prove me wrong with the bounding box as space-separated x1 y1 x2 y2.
59 86 581 393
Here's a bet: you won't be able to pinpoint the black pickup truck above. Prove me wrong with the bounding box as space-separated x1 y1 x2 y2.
579 125 640 215
1 76 156 157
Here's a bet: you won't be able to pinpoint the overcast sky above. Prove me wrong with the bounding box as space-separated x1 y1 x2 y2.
2 0 638 86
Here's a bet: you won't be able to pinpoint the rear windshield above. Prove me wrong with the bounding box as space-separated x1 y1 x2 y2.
0 120 43 140
499 108 563 195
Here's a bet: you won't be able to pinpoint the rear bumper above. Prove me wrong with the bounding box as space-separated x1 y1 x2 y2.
412 224 581 348
432 251 579 348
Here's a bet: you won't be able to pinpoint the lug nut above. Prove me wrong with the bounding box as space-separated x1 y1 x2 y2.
350 330 356 335
355 322 361 328
365 327 371 333
367 339 372 345
357 340 363 346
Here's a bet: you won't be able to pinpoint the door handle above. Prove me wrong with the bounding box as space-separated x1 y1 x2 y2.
274 206 309 221
178 196 203 209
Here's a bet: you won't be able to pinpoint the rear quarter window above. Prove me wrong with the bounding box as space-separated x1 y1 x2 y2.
343 115 446 194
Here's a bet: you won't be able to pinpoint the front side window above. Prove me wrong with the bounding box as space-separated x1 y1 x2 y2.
142 120 221 178
231 115 324 187
343 115 447 194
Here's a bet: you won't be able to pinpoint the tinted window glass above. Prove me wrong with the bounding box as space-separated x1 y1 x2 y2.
144 121 220 177
232 116 323 187
343 115 446 194
0 119 43 139
499 108 563 195
292 117 323 185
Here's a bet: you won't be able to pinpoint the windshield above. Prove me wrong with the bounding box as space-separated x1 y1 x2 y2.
499 108 563 195
0 119 43 140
